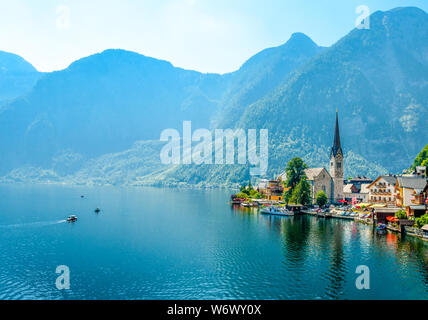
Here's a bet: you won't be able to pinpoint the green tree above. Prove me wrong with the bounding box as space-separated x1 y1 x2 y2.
395 209 407 220
316 190 328 207
411 144 428 176
284 157 308 189
283 157 308 203
415 214 428 229
290 176 311 205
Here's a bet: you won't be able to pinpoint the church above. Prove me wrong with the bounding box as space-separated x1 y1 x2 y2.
278 110 344 204
306 110 344 204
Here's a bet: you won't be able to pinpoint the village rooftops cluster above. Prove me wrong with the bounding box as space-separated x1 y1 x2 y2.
255 111 428 220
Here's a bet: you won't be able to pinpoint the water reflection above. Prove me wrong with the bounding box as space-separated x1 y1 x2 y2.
231 205 428 299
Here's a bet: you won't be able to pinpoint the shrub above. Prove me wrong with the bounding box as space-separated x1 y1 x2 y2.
415 214 428 229
395 209 407 220
316 190 328 207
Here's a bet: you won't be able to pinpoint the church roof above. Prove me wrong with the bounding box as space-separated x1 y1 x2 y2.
330 110 343 157
304 168 330 181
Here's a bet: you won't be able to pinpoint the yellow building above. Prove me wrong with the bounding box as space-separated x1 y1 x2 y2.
265 180 283 201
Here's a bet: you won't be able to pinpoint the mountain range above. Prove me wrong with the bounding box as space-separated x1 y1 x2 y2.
0 6 427 187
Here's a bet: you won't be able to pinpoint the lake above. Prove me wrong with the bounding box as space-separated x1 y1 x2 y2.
0 185 427 300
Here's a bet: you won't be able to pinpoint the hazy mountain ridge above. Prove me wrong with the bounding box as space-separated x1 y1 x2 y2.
0 49 228 173
0 51 42 102
0 7 427 186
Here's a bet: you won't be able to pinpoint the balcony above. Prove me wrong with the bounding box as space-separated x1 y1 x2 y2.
375 184 387 188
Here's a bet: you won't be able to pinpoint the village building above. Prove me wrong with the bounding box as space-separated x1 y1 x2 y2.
279 111 345 204
344 176 373 189
366 175 397 207
305 168 332 204
395 175 427 217
360 184 370 203
343 182 370 203
264 180 283 201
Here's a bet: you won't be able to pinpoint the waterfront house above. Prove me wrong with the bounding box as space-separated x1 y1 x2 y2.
395 176 427 216
265 179 283 201
344 176 373 189
343 183 359 202
367 175 398 207
256 179 269 194
373 207 400 224
397 177 428 217
343 182 370 203
360 184 370 203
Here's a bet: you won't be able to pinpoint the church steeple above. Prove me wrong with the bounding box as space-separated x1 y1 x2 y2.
330 109 342 157
329 109 344 203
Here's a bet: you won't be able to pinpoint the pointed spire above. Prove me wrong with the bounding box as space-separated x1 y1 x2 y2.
331 109 342 157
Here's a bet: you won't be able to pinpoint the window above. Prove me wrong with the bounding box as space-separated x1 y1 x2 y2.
337 162 341 168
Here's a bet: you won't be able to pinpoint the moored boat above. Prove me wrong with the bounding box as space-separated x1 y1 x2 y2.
260 206 294 216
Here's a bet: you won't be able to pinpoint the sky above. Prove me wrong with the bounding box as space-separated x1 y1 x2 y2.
0 0 427 74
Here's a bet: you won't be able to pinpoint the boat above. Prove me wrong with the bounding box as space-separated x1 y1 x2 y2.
241 202 258 208
94 208 101 213
376 224 387 232
67 215 78 222
260 206 294 216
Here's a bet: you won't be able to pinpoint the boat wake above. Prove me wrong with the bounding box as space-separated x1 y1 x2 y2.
0 219 67 229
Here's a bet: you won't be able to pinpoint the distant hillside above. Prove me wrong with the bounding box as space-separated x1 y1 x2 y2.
0 51 42 102
0 49 227 173
158 7 428 185
0 7 427 186
214 32 325 128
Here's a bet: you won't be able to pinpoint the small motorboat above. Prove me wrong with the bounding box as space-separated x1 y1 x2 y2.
241 202 258 208
260 206 294 216
67 215 78 222
376 224 387 232
94 208 101 213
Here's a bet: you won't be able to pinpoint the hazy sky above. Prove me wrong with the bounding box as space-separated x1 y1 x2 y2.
0 0 427 73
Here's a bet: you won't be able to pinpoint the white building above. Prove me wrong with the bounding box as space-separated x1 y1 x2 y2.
366 175 397 207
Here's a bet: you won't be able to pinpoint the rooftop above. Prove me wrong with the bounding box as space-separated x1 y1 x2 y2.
397 176 427 189
304 168 329 180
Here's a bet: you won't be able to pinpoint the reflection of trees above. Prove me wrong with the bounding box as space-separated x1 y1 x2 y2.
323 221 347 300
280 216 311 267
395 236 428 290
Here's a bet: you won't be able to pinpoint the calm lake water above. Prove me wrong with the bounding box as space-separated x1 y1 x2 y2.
0 185 427 300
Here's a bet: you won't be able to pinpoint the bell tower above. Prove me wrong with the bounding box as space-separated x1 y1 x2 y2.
329 110 344 202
